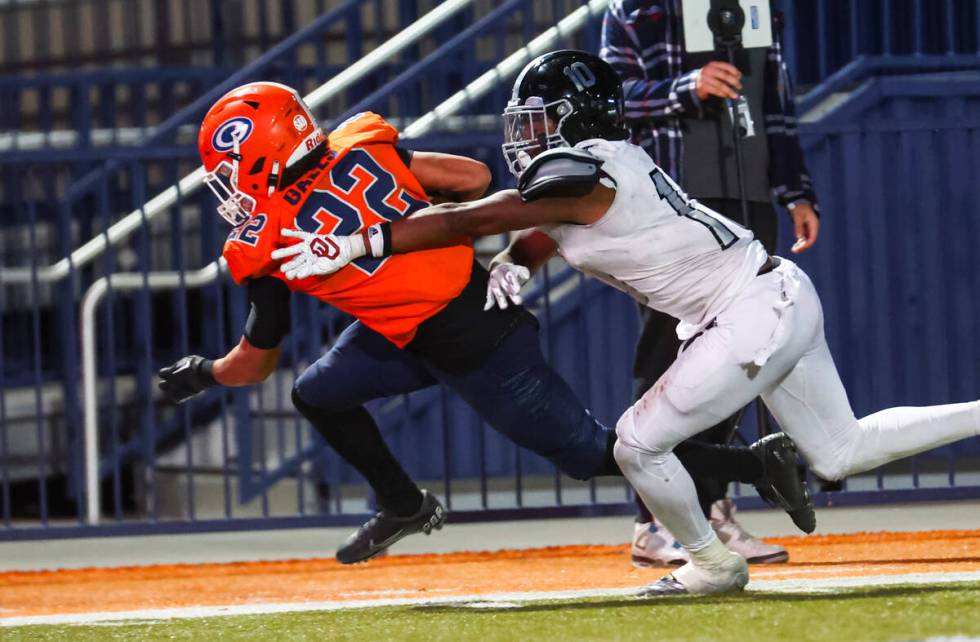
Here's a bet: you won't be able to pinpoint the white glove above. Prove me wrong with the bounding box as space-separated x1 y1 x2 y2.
484 262 531 311
270 227 366 280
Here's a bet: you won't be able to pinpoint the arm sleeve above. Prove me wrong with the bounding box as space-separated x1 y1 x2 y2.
764 15 819 210
599 8 701 122
243 277 292 349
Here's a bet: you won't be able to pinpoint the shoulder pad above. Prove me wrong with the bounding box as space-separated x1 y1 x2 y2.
517 148 602 202
328 112 399 148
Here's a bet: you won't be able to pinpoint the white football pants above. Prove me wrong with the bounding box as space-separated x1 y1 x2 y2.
614 259 980 551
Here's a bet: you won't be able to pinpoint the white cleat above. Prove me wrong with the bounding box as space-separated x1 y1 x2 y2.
711 498 789 564
631 520 691 568
639 551 749 596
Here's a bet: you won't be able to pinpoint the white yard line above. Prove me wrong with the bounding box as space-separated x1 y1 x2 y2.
750 571 980 593
3 571 980 628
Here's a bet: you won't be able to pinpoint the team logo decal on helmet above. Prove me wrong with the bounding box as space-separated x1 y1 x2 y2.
293 114 309 132
211 117 254 153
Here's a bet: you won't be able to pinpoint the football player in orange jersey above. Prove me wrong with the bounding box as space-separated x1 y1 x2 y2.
159 81 808 564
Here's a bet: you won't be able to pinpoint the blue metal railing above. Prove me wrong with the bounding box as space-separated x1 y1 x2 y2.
0 0 401 74
780 0 980 89
2 2 980 540
1 0 370 162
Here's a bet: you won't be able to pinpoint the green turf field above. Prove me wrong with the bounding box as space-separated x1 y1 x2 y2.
8 582 980 642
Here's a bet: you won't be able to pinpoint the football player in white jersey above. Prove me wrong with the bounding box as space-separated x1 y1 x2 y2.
270 50 980 596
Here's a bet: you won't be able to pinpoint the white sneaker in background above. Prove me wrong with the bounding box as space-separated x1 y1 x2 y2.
631 519 690 568
710 498 789 564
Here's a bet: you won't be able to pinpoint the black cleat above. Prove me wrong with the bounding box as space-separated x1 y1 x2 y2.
751 433 817 534
336 489 447 564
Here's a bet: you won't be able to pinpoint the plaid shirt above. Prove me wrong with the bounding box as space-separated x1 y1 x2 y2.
599 0 817 209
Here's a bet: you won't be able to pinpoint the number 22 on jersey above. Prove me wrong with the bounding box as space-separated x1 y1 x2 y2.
295 148 430 276
649 168 738 249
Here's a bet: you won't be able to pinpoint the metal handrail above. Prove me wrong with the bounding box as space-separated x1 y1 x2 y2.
78 0 611 525
80 259 228 524
0 0 476 286
405 0 611 138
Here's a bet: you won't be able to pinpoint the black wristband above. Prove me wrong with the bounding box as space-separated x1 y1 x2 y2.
199 358 217 386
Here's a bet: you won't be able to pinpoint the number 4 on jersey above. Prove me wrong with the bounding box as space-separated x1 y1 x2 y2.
649 169 738 249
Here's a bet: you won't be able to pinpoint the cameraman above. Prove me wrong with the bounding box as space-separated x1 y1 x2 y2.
600 0 820 567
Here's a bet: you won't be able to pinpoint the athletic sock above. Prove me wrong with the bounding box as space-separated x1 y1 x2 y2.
292 390 423 516
676 440 763 483
689 535 731 567
616 443 716 550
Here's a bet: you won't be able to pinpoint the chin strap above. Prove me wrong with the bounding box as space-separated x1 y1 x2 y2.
267 160 280 196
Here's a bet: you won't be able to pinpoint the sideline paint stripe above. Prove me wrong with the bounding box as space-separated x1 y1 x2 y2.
3 571 980 628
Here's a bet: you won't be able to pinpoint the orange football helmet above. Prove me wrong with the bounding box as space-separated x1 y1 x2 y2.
198 81 324 226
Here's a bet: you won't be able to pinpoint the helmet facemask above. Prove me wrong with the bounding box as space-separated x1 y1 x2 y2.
203 137 257 227
501 96 574 178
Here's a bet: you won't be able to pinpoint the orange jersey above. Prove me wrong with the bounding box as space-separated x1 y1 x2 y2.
222 112 474 347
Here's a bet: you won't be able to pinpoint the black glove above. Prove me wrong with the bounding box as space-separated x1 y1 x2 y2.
158 355 217 404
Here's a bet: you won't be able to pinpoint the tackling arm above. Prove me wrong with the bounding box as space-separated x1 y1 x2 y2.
389 185 613 254
270 150 614 279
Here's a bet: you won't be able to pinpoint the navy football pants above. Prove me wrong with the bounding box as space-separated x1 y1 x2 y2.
294 320 611 480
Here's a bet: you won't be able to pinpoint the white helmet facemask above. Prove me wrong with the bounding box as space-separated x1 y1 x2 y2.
501 96 574 178
203 136 258 227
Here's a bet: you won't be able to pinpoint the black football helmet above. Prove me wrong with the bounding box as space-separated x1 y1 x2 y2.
502 49 628 177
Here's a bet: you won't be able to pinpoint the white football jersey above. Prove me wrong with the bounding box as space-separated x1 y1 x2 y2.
541 138 768 340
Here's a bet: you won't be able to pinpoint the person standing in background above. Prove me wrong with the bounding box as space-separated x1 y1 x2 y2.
600 0 820 567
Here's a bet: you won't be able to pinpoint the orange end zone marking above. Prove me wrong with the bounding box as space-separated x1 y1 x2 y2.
2 529 978 619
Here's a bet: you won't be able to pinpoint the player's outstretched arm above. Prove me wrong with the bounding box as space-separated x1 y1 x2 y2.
158 338 282 403
407 151 492 204
270 149 615 279
158 278 289 403
388 185 614 253
212 337 282 386
270 186 614 279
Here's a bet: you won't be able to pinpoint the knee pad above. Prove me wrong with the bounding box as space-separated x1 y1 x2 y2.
291 385 325 421
545 421 614 481
807 443 855 482
808 456 850 482
291 386 366 434
806 422 864 482
809 461 846 483
615 405 675 457
613 439 681 483
612 439 637 473
291 370 323 414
